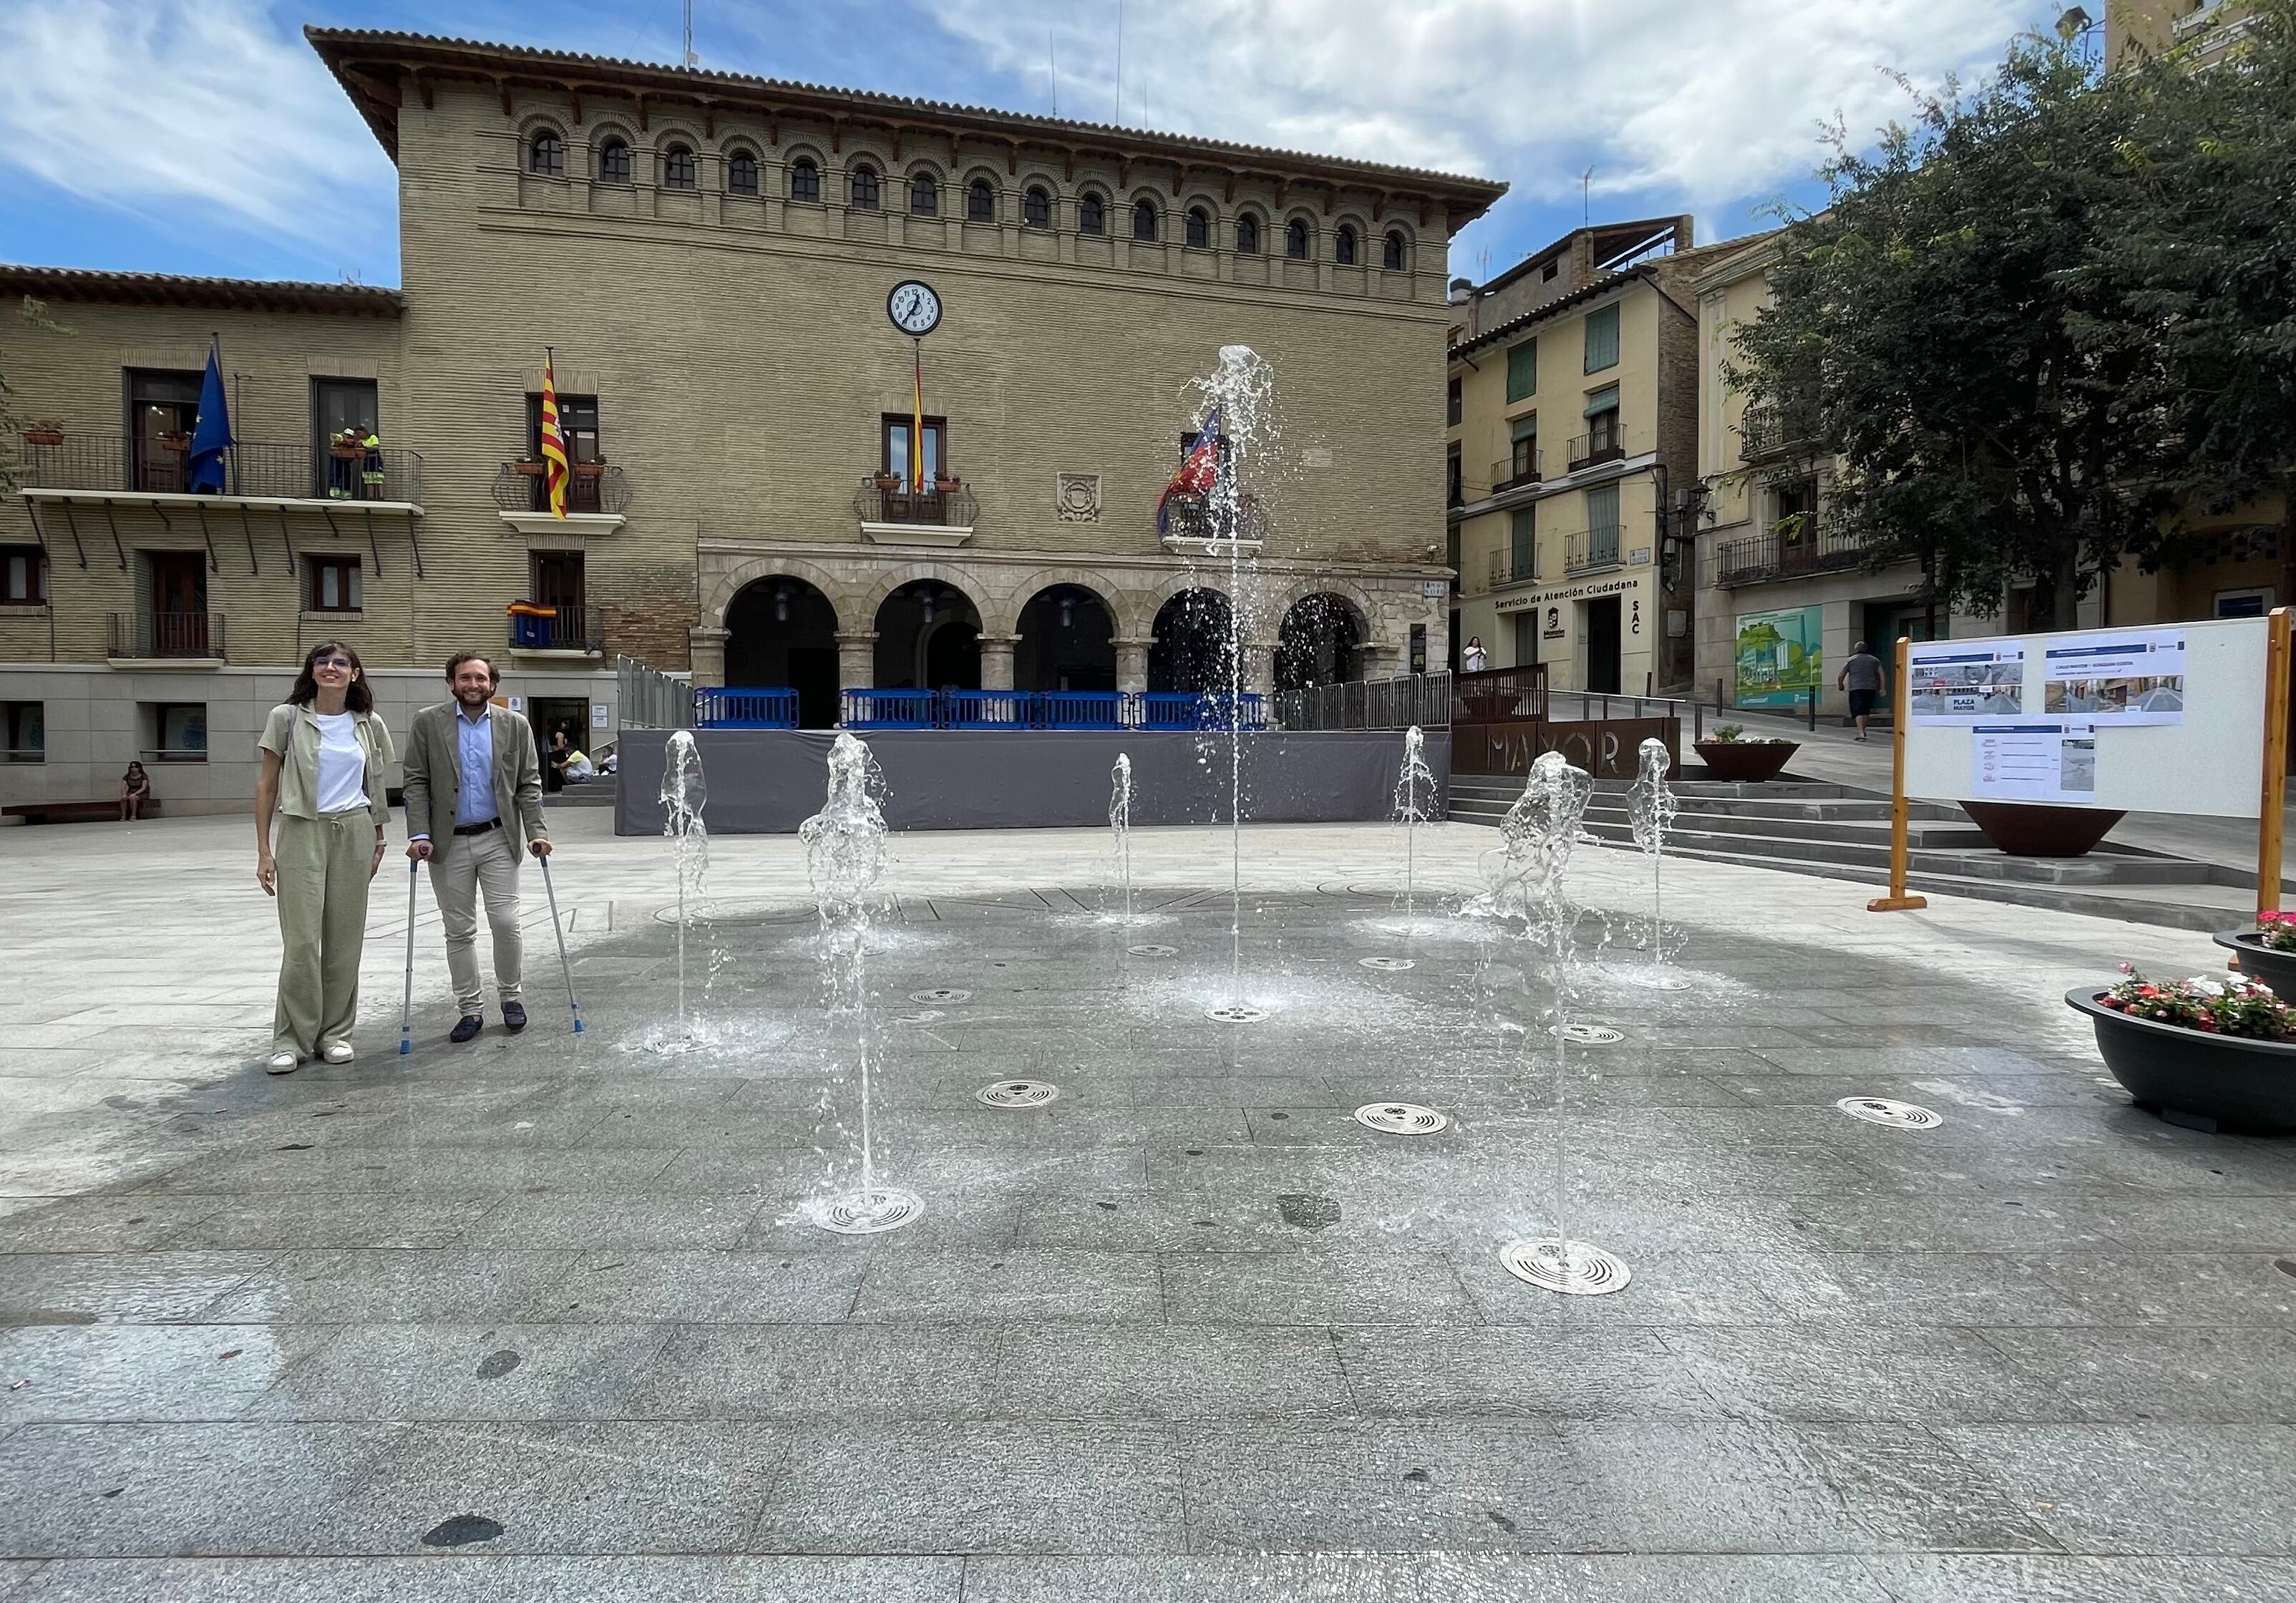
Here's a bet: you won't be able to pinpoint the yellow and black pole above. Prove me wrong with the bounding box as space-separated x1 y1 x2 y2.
910 337 925 489
1867 633 1928 913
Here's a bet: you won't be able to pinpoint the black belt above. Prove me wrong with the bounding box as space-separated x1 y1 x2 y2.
452 817 503 837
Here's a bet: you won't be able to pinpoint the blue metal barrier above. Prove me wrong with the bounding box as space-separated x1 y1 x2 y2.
704 688 1270 731
947 690 1035 727
842 688 935 729
693 686 797 728
1038 691 1123 729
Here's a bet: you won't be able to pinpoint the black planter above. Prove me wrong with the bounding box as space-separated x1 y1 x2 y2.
1693 741 1796 783
2212 931 2296 999
1962 800 2124 857
2066 984 2296 1134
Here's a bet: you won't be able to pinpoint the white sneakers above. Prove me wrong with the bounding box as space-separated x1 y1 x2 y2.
321 1041 356 1064
266 1052 299 1075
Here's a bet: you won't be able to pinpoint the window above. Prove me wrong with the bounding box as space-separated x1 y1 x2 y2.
1335 225 1358 265
127 369 203 493
306 555 362 613
1285 218 1309 258
663 144 697 190
532 550 586 613
910 172 939 215
968 177 996 221
1583 384 1621 456
1584 301 1620 372
1775 478 1819 540
727 149 759 195
1023 185 1051 228
1236 214 1260 254
1383 229 1406 271
1 701 39 764
1445 376 1461 429
527 392 602 512
598 138 632 185
1541 258 1559 282
1509 415 1537 481
1505 338 1537 403
1079 192 1106 235
790 157 822 202
527 131 564 176
1509 506 1536 575
151 702 207 762
313 376 379 499
1585 481 1621 537
1132 198 1159 240
1 545 47 605
850 164 880 210
881 414 949 490
1185 206 1210 248
1446 446 1462 508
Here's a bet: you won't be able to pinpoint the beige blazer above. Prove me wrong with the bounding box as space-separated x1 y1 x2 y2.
258 703 394 827
401 701 547 851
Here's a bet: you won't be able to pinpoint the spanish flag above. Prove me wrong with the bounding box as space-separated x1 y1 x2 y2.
540 354 570 519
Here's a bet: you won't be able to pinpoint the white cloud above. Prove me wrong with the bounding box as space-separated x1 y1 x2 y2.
0 0 395 270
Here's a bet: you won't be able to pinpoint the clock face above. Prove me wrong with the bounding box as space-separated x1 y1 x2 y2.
887 280 942 336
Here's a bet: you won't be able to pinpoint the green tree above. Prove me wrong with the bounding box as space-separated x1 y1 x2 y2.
0 296 71 494
1730 29 2176 628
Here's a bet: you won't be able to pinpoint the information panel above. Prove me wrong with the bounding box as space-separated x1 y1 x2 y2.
1907 641 2026 722
1970 722 2097 804
2040 628 2187 726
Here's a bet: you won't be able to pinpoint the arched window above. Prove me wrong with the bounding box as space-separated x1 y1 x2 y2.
527 131 564 176
1383 228 1407 271
966 177 996 222
727 149 759 195
1185 205 1210 248
1132 198 1159 241
910 172 939 215
1335 225 1358 265
1023 185 1051 228
1235 214 1260 254
1079 192 1106 235
1285 218 1309 258
850 164 881 210
663 144 696 190
598 138 633 185
789 157 821 203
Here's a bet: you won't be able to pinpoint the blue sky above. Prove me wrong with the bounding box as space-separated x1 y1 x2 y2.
0 0 2066 289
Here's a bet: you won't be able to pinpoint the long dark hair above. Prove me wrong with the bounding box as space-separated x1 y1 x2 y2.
287 640 374 714
124 761 147 781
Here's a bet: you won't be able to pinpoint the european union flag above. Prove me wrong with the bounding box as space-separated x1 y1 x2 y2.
186 349 231 494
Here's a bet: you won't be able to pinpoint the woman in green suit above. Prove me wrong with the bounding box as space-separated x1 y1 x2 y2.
253 640 394 1073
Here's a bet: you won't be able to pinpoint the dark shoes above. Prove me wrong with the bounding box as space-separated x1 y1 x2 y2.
449 1014 483 1044
502 1001 528 1033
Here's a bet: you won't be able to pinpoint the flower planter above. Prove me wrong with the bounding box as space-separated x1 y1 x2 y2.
1693 740 1797 783
1962 800 2125 857
511 460 546 477
155 433 191 452
19 428 63 447
2212 931 2296 1000
329 442 366 459
2066 984 2296 1133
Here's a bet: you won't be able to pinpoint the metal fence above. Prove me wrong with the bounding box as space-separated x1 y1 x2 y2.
836 688 1269 731
616 654 692 730
107 611 225 660
694 687 797 728
19 434 422 504
1275 672 1452 731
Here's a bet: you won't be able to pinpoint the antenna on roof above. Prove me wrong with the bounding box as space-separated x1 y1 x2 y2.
1050 29 1059 116
1582 167 1594 226
1115 0 1124 124
682 0 698 68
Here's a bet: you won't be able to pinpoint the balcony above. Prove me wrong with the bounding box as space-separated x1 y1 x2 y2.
107 611 225 661
16 434 422 507
1715 523 1869 587
1564 525 1623 575
852 475 979 547
1158 489 1269 555
1565 430 1625 474
1488 449 1541 495
492 462 631 534
1738 403 1818 464
506 602 600 656
1489 547 1539 589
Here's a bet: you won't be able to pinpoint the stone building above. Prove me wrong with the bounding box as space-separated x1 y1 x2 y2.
0 26 1503 813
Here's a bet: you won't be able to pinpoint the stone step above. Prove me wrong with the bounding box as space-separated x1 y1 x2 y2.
1573 817 2215 885
1578 806 1990 849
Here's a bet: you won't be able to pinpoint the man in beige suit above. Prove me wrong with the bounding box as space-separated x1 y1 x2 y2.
402 653 550 1042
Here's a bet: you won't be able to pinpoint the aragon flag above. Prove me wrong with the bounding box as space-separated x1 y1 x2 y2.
539 355 570 519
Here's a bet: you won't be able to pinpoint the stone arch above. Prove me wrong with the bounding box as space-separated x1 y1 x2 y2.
701 555 852 633
1272 572 1381 632
1331 212 1370 265
1013 578 1120 693
1281 209 1319 259
586 121 640 183
852 560 994 630
1147 586 1238 693
1132 570 1235 642
724 574 842 727
1275 590 1370 691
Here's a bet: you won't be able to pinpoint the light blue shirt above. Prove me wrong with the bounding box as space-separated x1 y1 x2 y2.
454 705 498 829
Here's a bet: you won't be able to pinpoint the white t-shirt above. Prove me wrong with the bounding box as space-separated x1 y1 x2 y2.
313 712 368 814
1461 645 1487 673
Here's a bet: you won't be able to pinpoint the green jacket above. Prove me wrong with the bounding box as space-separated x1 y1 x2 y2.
258 703 394 827
401 701 548 850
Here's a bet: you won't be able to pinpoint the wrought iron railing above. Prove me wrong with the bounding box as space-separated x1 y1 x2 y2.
1159 489 1271 545
1566 431 1625 473
490 462 631 515
1715 523 1867 585
1489 449 1540 494
838 688 1268 731
108 611 225 659
1489 547 1539 588
852 477 980 528
1276 671 1452 731
506 602 599 653
694 686 797 728
15 434 422 503
1565 526 1623 573
1739 403 1819 464
1453 665 1548 724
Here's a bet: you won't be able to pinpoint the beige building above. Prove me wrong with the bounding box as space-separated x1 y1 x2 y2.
1 26 1503 813
1444 218 1719 697
2106 0 2257 63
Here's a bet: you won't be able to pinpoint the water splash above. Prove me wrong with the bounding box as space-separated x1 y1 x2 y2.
1626 736 1679 973
1110 752 1134 923
796 734 918 1233
1391 724 1436 928
658 730 708 1030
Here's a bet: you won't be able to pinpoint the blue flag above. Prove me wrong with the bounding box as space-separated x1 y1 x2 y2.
187 349 231 494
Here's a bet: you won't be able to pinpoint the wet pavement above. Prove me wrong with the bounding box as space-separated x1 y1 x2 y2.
1 815 2294 1600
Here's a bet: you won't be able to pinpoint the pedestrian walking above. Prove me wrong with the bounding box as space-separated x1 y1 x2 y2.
1839 640 1888 743
1461 635 1487 674
254 641 394 1074
402 653 550 1043
118 761 152 822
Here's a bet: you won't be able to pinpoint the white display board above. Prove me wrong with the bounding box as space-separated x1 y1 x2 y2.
1902 616 2268 819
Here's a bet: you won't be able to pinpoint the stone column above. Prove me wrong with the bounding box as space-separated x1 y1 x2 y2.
1358 640 1398 681
1113 637 1154 695
978 633 1022 691
1243 638 1278 699
686 627 729 688
835 632 877 691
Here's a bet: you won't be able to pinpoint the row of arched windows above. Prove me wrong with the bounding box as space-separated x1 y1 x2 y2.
526 130 1413 268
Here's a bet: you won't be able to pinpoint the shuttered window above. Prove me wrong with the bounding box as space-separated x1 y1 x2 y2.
1505 339 1537 403
1583 303 1620 373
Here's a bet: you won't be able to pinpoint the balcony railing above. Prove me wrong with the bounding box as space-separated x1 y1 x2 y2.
490 462 631 516
1488 449 1541 494
1566 431 1625 473
108 611 225 660
1715 523 1869 586
16 434 422 504
835 688 1268 731
506 602 599 653
1739 404 1818 464
1565 526 1623 574
1158 489 1270 547
852 477 979 528
1489 547 1539 588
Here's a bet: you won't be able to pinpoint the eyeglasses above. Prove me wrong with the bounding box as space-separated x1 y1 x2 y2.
312 656 353 669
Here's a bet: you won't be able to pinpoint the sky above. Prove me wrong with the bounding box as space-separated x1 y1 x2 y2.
0 0 2069 289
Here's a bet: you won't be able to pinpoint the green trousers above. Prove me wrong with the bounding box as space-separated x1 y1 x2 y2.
272 810 375 1057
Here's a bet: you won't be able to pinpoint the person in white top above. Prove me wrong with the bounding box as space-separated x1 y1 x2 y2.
1461 635 1488 674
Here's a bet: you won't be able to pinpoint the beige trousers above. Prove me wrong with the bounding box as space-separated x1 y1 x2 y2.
429 824 524 1015
273 810 375 1056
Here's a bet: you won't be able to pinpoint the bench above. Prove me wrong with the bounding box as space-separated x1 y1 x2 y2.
2 799 165 824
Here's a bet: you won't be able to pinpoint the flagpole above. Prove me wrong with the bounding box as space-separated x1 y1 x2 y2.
910 337 925 491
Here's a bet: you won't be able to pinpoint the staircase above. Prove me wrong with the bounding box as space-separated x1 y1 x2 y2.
1446 773 2257 932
